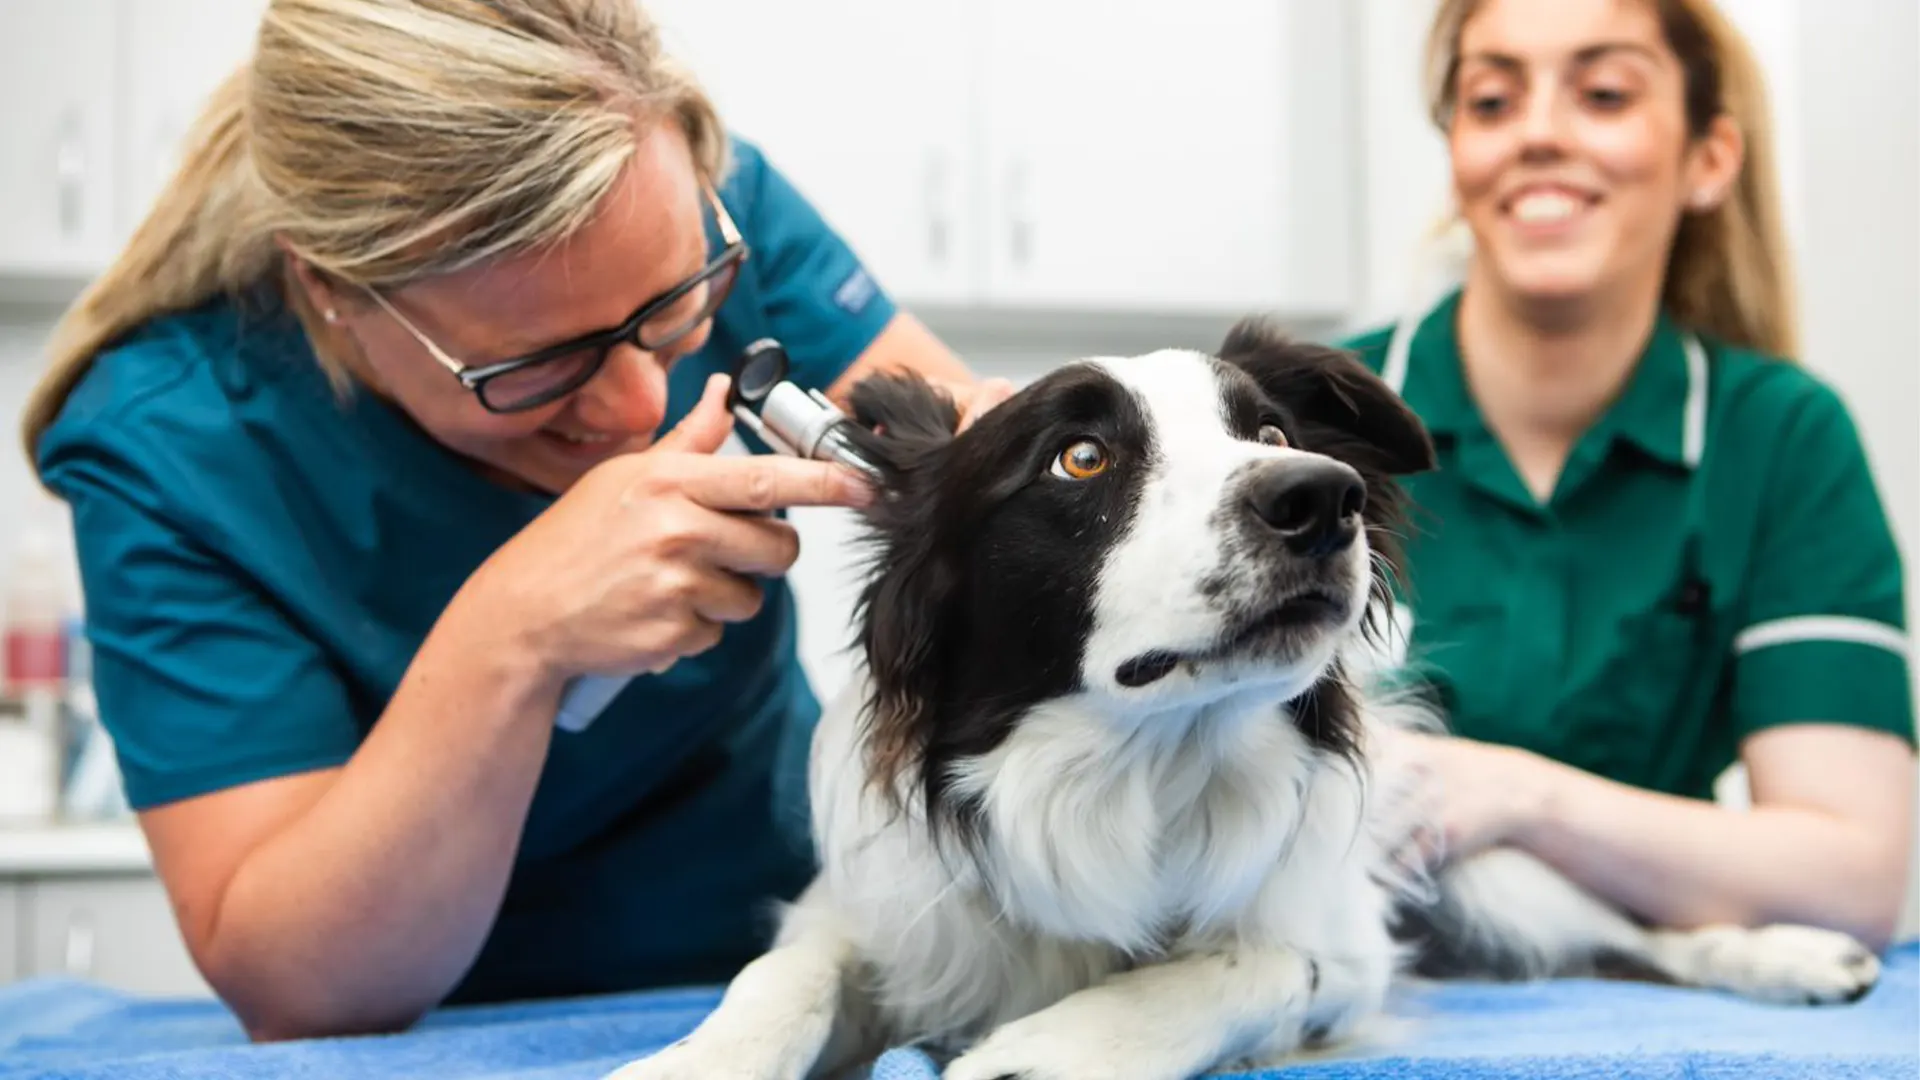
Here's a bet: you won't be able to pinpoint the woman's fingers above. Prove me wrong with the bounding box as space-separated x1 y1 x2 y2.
673 454 874 513
957 377 1017 432
686 511 804 579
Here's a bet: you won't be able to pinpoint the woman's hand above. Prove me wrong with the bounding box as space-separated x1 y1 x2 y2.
1377 728 1557 868
954 376 1016 432
459 373 874 687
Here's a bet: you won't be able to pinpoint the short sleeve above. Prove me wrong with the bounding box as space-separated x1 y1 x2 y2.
46 450 363 810
727 140 899 392
1729 381 1915 747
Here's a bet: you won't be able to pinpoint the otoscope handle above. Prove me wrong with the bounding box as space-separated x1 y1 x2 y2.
555 673 632 733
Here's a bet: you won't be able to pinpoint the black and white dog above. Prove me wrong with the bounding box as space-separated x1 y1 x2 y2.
608 320 1880 1080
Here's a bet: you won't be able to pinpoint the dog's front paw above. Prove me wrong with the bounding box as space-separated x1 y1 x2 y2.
1668 924 1881 1006
941 1011 1205 1080
940 1021 1083 1080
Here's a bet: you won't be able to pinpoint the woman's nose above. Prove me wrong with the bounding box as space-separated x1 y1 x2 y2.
1514 87 1572 157
572 343 668 435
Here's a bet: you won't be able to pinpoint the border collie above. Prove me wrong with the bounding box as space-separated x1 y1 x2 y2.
608 319 1880 1080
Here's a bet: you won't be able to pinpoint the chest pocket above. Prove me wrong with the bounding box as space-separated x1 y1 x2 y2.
1555 569 1730 787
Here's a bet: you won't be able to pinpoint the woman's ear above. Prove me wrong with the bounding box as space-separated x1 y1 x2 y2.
275 237 345 324
1685 113 1745 213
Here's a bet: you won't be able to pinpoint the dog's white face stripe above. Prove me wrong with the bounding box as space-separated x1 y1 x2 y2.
1077 351 1372 712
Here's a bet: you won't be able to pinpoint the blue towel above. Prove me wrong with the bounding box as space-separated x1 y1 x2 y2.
3 943 1915 1079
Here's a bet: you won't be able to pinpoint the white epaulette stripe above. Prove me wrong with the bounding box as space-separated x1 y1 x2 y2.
1733 615 1910 658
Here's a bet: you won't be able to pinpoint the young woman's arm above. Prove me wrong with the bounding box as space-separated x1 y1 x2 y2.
1396 723 1916 949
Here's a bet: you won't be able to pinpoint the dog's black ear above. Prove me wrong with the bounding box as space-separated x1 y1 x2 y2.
840 370 964 815
842 370 962 473
1219 316 1436 476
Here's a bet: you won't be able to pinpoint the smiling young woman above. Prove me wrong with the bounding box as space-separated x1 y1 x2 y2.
1342 0 1916 951
18 0 1008 1044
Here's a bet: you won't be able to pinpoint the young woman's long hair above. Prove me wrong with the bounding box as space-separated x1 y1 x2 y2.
21 0 727 469
1420 0 1799 359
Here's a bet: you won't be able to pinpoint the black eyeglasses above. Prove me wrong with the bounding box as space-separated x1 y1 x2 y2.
364 184 749 413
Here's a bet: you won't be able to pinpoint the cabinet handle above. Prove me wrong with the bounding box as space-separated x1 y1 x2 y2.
55 109 87 239
924 152 950 266
1006 159 1032 268
63 911 96 976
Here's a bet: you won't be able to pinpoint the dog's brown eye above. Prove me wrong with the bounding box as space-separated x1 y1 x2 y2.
1258 423 1288 447
1051 439 1109 480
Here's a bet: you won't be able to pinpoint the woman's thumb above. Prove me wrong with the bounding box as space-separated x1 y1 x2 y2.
653 374 735 455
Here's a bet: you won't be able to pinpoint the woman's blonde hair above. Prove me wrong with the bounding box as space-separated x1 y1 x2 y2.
20 0 726 470
1420 0 1799 359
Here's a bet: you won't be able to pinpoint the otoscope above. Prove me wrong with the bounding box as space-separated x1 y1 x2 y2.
552 338 878 733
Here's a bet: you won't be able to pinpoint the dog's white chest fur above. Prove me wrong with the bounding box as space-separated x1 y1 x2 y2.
807 678 1400 1046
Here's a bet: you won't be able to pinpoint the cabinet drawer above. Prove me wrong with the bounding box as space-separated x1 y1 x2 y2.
23 875 211 997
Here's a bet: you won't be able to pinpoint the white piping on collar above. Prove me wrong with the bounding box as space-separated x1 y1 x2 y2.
1681 332 1707 469
1385 311 1710 471
1382 316 1412 396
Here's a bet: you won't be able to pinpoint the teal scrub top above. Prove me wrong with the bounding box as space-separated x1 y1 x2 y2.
1341 289 1915 802
34 137 897 1004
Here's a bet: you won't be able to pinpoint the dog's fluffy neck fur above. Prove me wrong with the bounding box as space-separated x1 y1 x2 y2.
948 683 1360 951
811 667 1397 1049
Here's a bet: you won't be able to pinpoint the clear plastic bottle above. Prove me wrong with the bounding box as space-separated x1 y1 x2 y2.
0 526 68 822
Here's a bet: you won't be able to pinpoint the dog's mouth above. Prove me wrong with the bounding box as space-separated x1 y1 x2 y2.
1113 589 1350 689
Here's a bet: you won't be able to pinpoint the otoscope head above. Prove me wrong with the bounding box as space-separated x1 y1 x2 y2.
731 338 790 413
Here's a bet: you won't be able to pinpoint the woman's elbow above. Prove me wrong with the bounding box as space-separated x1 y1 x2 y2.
197 937 430 1043
228 979 429 1044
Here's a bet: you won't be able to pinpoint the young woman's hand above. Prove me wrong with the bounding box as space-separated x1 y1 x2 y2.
460 373 873 687
1375 727 1557 869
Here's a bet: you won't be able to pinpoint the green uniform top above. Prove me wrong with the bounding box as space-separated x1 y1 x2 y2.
1341 288 1915 800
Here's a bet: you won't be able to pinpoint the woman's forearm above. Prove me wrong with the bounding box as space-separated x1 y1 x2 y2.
1512 756 1907 950
201 589 564 1040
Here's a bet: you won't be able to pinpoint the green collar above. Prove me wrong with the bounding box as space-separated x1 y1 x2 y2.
1387 288 1706 471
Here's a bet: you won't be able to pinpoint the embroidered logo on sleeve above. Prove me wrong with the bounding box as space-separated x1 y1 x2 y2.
833 268 877 315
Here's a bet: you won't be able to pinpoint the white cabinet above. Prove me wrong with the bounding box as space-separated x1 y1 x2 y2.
0 883 18 983
976 0 1354 314
0 826 212 997
0 1 123 279
22 876 211 997
0 0 1359 321
117 0 270 234
0 0 266 283
639 0 1360 319
647 0 980 305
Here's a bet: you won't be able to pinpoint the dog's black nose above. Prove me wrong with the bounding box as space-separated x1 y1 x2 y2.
1246 459 1366 557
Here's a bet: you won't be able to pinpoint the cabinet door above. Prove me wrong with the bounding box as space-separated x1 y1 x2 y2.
118 0 271 238
979 0 1356 317
644 0 979 306
25 876 212 997
0 883 18 984
0 0 122 277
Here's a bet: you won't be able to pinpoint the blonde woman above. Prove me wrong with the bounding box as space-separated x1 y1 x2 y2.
21 0 1009 1042
1346 0 1916 956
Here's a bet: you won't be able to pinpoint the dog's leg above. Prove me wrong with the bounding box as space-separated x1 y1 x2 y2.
940 944 1339 1080
1407 848 1881 1006
602 894 883 1080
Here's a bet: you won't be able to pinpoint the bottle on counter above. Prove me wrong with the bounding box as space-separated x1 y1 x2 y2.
0 525 69 823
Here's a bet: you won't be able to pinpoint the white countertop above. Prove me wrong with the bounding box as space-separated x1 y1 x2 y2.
0 821 153 876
